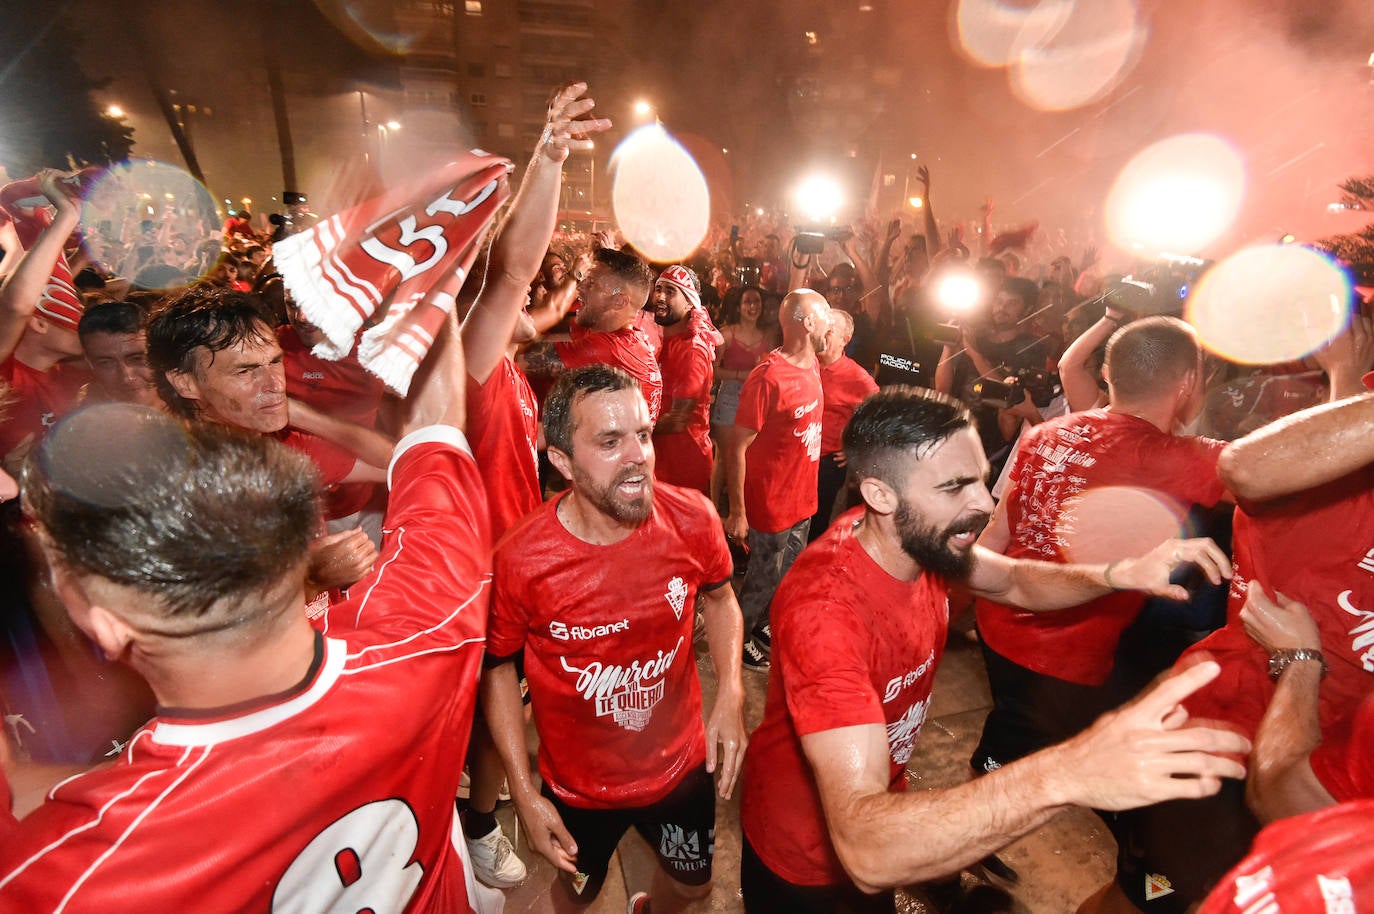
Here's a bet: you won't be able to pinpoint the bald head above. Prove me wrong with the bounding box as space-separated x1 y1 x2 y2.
781 288 831 353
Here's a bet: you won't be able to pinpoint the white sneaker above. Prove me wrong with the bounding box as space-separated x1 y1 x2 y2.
467 824 527 888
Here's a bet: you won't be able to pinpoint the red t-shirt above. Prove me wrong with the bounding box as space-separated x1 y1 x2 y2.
0 355 86 462
0 430 495 913
466 357 541 540
735 352 823 533
653 316 715 494
276 428 355 490
556 323 663 422
818 356 877 456
1311 691 1374 802
279 325 388 518
1180 470 1374 738
975 410 1226 686
740 509 950 886
488 483 732 809
1199 800 1374 914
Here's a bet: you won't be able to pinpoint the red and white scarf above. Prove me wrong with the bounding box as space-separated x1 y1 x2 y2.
274 151 513 395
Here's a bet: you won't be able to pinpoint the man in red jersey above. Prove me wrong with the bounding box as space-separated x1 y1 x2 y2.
971 317 1230 771
0 318 502 913
738 387 1247 914
519 246 663 421
482 364 746 913
1091 343 1374 914
0 171 87 473
809 308 877 542
147 290 389 590
724 287 830 668
651 263 718 494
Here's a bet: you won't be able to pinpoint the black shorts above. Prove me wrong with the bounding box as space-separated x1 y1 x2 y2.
1109 779 1260 913
545 764 716 903
740 833 895 914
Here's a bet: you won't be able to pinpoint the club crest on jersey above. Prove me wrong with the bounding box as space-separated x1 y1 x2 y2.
1145 873 1175 901
571 871 589 895
665 576 688 619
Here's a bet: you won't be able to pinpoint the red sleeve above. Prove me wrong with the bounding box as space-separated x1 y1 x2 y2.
487 519 538 661
1310 693 1374 802
734 363 773 434
778 600 884 737
318 427 491 647
671 343 714 403
685 488 733 586
284 430 356 488
1165 435 1227 507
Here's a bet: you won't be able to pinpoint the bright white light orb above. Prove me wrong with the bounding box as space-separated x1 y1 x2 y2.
1187 245 1351 365
1106 133 1245 255
610 124 710 262
793 174 844 224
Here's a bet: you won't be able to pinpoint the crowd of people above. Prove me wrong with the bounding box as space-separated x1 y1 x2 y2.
0 80 1369 914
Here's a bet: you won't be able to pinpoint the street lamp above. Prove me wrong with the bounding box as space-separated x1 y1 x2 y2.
105 104 125 118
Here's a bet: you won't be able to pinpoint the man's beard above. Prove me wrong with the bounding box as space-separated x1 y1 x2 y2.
893 499 989 579
573 463 653 525
654 306 686 327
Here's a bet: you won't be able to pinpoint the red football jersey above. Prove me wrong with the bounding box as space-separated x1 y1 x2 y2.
466 357 541 540
1180 471 1374 738
653 317 715 494
488 483 732 810
976 410 1226 686
0 431 495 914
735 352 823 533
276 427 355 490
1311 691 1374 803
0 355 85 462
818 356 877 456
556 323 664 422
741 509 950 886
1199 800 1374 914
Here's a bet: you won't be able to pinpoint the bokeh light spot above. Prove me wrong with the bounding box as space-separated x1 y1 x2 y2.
954 0 1073 68
610 125 709 262
1106 133 1245 255
1058 487 1185 566
1187 245 1351 365
1011 0 1143 111
82 161 221 284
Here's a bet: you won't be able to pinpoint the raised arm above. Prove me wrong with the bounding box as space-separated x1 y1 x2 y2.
1058 305 1121 412
1217 391 1374 502
918 165 942 257
804 662 1247 891
462 83 610 384
0 170 82 361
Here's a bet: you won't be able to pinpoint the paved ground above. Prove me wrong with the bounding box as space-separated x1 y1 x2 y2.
493 609 1117 914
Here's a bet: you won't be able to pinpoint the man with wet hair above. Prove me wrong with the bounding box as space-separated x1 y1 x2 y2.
147 288 394 588
519 246 663 421
77 300 160 409
0 319 501 913
738 386 1248 914
483 363 746 913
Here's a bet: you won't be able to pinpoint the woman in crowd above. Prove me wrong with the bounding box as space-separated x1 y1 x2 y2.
709 285 778 506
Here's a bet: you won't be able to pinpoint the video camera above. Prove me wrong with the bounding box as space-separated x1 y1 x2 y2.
968 367 1062 410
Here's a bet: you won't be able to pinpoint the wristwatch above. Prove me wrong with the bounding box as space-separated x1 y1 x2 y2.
1267 648 1328 682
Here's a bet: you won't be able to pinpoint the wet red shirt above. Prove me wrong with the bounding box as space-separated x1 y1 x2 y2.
976 410 1226 685
741 510 950 886
488 484 732 809
1181 471 1374 739
818 356 877 456
1312 691 1374 802
735 352 822 533
466 357 541 540
653 316 716 494
0 355 85 462
556 323 663 422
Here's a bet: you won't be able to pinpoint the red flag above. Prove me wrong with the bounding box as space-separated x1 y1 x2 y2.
274 151 513 395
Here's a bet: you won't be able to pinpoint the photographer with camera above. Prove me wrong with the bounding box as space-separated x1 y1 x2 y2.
933 275 1050 477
